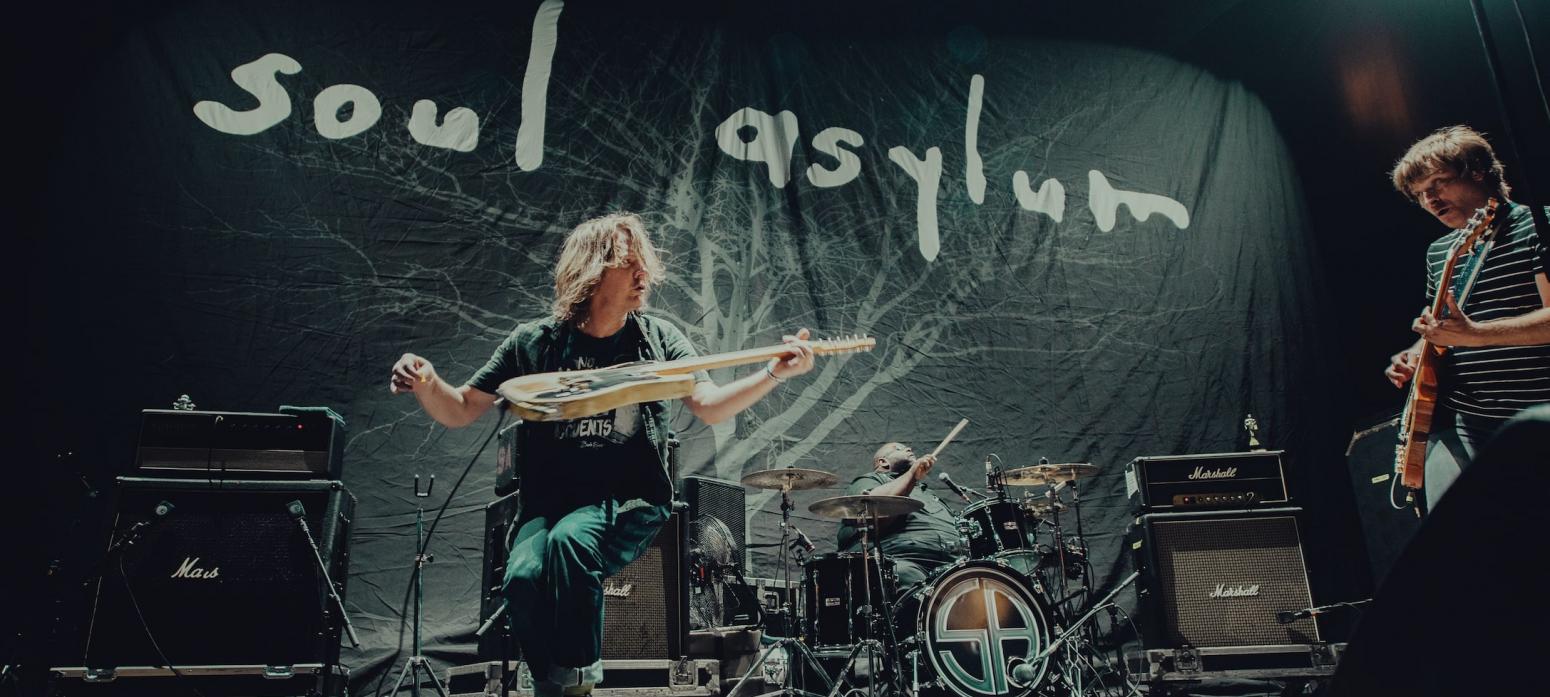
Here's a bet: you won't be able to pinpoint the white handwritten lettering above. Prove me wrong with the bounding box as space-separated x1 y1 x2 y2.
715 107 800 188
193 53 301 136
888 145 944 262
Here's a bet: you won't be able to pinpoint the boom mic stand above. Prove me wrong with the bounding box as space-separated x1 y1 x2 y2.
286 499 362 650
384 474 450 697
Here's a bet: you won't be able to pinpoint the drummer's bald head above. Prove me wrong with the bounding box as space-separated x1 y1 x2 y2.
874 442 912 473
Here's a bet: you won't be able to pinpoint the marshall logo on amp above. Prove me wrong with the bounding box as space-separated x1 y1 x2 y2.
171 556 221 579
1127 451 1289 512
1208 583 1261 598
1187 466 1238 480
602 582 634 598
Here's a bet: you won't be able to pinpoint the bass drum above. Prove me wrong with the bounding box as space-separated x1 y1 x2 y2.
892 561 1055 697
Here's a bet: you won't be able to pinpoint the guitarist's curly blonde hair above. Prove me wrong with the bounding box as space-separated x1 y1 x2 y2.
552 213 667 323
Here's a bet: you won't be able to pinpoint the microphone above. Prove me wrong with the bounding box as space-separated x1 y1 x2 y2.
790 526 816 552
1008 658 1039 687
1276 608 1316 624
937 472 974 503
285 500 307 519
985 455 996 489
153 500 176 518
1276 598 1372 624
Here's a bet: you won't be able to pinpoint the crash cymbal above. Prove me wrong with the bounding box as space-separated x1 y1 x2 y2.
808 494 924 520
740 467 839 491
1003 463 1098 487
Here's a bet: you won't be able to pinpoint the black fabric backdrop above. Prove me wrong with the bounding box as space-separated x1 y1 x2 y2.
25 1 1357 692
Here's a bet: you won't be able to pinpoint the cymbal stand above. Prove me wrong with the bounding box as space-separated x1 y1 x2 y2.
821 505 898 697
725 483 832 697
1045 483 1074 624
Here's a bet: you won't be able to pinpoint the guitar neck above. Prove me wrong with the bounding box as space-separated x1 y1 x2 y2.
652 340 870 375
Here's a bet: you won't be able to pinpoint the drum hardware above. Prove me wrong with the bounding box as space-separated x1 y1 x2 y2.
806 495 921 697
724 467 843 697
1017 571 1141 694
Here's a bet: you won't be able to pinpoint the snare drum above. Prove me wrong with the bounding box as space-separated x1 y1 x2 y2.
803 552 898 649
891 560 1055 697
957 498 1039 559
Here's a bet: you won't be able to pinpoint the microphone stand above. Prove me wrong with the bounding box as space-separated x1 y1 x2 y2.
289 500 361 649
385 475 450 697
1016 572 1141 690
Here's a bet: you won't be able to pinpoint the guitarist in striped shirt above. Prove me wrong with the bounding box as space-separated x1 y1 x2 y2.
1385 126 1550 510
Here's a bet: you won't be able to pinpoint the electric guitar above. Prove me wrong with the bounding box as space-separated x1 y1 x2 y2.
497 336 876 422
1395 199 1500 492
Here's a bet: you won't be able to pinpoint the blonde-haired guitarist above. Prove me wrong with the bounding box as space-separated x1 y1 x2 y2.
389 212 815 697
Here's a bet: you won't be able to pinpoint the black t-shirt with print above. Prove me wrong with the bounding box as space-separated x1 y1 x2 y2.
535 327 660 501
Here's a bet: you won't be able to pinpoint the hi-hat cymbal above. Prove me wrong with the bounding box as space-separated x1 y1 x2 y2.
808 495 924 520
1003 463 1099 487
740 467 839 491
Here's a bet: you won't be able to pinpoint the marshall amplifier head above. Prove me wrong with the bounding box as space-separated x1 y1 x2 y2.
1126 450 1290 512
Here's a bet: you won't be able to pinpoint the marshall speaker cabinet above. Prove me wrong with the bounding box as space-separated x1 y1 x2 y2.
1126 450 1290 512
64 477 355 675
1131 507 1319 649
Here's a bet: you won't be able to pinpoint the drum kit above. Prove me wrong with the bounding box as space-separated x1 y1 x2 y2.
727 458 1134 697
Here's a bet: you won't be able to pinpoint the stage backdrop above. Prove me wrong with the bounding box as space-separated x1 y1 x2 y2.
35 0 1339 691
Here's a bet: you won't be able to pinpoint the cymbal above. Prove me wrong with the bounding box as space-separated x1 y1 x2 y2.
1003 463 1099 487
808 495 923 520
740 467 839 491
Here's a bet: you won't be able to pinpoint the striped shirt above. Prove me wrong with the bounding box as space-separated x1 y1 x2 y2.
1425 202 1550 420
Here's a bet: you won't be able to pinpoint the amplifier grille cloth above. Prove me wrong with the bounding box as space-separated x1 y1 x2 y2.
1151 515 1318 647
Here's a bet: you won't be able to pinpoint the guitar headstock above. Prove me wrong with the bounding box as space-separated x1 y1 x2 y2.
811 335 877 355
1457 198 1501 253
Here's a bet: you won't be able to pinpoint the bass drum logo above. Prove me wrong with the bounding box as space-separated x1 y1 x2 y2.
919 562 1053 696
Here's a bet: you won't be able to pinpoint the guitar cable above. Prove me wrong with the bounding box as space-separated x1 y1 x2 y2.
118 540 209 697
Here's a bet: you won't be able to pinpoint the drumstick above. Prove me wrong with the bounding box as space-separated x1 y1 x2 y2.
928 418 969 459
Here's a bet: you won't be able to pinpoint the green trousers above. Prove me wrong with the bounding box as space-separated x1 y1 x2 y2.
503 497 670 690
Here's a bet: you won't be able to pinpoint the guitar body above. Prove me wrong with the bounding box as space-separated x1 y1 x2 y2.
497 336 875 422
500 367 698 422
1396 345 1442 489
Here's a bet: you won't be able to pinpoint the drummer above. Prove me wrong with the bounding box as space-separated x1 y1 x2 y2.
836 442 960 587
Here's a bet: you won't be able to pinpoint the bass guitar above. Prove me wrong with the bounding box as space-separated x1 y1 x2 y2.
498 336 875 422
1395 199 1500 493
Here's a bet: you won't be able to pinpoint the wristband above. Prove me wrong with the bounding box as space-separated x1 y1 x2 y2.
765 365 787 385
